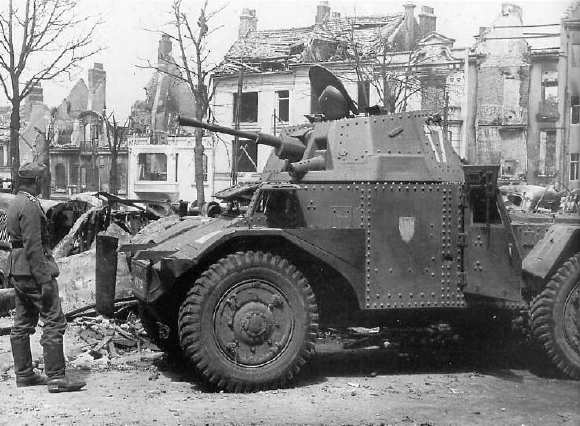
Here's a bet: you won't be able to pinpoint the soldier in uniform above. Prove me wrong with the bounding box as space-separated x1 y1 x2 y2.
7 162 85 393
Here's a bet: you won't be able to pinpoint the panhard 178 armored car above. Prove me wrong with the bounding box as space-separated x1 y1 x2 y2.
124 65 580 392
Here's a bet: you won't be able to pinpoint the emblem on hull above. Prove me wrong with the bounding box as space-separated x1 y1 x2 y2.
398 216 415 243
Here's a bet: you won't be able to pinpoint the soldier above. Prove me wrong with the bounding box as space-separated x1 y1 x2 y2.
7 162 85 393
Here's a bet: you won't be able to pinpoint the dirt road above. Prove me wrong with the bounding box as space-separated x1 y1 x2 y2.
0 328 579 425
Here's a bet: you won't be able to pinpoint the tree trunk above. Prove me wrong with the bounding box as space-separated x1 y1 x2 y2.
109 147 118 195
194 127 205 205
9 99 21 193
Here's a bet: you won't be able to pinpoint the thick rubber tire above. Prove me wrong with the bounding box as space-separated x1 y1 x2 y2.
178 251 319 392
139 303 179 353
530 253 580 379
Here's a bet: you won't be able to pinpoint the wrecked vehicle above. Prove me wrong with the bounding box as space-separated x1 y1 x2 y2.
0 191 167 314
125 65 580 392
499 184 562 212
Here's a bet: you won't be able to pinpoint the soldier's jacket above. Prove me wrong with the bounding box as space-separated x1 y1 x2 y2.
7 191 59 284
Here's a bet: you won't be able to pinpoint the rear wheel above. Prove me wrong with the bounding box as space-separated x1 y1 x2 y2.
178 251 318 392
531 253 580 379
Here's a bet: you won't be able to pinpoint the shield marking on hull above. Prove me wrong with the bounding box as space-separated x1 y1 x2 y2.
398 216 415 243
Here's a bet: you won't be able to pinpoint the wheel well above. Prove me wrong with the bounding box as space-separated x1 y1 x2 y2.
173 235 360 326
525 243 580 300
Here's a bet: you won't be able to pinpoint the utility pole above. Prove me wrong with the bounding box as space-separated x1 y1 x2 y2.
232 65 244 186
443 86 449 146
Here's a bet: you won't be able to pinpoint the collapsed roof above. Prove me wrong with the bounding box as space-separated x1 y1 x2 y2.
219 12 408 74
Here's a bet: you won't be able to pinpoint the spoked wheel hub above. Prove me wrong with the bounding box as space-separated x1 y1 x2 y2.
215 279 293 366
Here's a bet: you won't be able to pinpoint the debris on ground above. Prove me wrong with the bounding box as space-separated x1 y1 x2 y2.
69 310 162 371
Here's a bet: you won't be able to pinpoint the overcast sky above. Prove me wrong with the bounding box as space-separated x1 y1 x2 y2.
3 0 571 120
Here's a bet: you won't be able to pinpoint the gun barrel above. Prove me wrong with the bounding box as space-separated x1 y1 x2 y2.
178 115 305 162
178 115 260 141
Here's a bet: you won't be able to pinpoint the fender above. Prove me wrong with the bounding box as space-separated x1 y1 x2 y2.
522 224 580 281
140 227 365 304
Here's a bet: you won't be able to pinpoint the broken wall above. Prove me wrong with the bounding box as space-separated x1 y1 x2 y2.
470 3 531 178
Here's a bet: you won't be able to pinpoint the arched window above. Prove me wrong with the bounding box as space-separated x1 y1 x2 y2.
55 163 66 189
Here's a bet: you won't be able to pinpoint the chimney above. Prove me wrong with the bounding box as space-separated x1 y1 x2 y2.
501 2 523 23
418 5 436 38
315 1 331 25
158 34 172 68
239 8 257 38
403 3 416 50
88 63 105 93
87 63 106 111
26 82 44 104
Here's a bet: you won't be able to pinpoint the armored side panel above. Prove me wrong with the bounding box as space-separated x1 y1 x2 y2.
365 182 465 310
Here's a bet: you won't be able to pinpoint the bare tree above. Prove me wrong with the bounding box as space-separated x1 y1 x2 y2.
141 0 223 205
103 113 127 196
341 23 423 113
0 0 101 191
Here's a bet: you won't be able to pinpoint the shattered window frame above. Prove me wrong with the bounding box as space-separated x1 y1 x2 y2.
277 90 290 122
570 153 579 181
571 95 580 125
54 163 67 190
234 138 258 173
138 153 168 181
538 129 557 176
233 92 259 123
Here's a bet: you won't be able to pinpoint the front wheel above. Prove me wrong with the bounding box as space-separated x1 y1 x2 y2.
531 253 580 379
178 251 319 392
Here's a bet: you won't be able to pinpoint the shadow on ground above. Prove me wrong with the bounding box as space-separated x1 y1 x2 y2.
151 335 562 392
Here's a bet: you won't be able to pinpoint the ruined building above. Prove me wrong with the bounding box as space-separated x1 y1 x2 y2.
128 34 196 141
127 35 212 202
465 3 530 179
212 1 466 191
560 1 580 190
465 1 580 190
48 63 128 197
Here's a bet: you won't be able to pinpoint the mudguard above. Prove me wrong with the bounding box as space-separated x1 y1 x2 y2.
522 224 580 281
129 217 364 304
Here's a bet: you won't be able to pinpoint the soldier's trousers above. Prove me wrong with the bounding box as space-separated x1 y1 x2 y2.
10 277 67 379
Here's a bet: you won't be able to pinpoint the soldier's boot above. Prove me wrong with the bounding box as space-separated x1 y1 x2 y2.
43 342 85 393
10 335 47 387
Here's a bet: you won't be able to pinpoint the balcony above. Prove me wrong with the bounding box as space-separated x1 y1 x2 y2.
536 100 560 122
133 180 179 197
478 104 527 126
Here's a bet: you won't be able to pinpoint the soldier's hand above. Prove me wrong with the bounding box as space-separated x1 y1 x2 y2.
41 281 54 310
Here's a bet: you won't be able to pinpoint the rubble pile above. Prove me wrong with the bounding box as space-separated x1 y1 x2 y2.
69 311 163 371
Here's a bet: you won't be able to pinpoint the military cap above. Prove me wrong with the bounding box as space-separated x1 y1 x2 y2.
18 162 46 179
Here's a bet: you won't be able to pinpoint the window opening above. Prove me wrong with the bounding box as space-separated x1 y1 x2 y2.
233 92 258 123
138 153 167 181
277 90 289 122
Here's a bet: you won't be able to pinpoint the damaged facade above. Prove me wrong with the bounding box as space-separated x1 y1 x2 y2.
1 64 129 197
49 63 129 197
127 35 214 202
560 2 580 190
211 2 467 181
213 1 579 191
465 1 580 190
